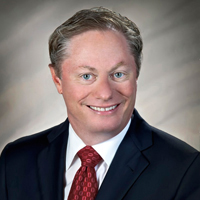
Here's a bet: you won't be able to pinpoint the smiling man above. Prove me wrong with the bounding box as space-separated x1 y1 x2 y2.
0 7 200 200
50 30 137 145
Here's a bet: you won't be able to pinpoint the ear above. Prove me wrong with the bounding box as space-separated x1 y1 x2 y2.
49 64 63 94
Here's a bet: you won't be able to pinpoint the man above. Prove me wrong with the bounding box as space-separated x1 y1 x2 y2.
0 7 200 200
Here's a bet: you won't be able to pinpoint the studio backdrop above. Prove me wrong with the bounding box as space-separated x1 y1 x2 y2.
0 0 200 151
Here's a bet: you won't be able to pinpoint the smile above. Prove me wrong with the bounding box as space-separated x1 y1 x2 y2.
89 105 118 112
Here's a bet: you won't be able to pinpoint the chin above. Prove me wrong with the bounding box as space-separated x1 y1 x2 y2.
93 121 124 134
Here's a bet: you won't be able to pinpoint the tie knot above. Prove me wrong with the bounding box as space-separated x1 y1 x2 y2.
77 146 102 167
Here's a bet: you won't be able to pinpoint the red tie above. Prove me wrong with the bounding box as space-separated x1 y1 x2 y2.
68 146 102 200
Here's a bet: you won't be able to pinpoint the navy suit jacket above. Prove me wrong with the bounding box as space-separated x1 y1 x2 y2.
0 109 200 200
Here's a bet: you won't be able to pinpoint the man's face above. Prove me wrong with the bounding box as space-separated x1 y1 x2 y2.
50 30 137 143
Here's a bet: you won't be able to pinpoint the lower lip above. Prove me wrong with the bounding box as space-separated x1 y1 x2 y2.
89 105 119 115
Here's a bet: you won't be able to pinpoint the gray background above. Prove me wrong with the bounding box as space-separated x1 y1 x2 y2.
0 0 200 151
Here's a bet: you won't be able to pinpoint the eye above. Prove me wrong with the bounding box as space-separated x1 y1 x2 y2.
114 72 124 78
82 74 92 80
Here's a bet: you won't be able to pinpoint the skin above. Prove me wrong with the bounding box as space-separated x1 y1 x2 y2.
49 30 138 145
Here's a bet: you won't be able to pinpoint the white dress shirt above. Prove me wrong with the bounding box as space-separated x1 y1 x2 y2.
64 119 131 199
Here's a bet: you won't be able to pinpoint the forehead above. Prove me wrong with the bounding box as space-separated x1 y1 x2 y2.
68 30 131 57
61 30 135 72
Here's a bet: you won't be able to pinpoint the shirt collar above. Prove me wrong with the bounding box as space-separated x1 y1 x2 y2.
66 125 85 170
92 119 131 167
66 119 131 170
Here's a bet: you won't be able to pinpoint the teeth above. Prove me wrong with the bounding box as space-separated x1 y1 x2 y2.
90 105 117 111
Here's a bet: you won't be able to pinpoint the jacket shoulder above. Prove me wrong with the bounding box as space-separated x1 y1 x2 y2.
133 109 199 165
1 120 68 157
151 125 198 155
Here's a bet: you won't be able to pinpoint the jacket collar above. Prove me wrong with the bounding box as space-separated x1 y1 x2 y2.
96 109 153 200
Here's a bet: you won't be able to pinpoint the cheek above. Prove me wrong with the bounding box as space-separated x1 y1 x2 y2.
120 81 137 98
62 82 90 104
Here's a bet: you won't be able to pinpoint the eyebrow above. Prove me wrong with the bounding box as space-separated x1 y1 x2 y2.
78 61 127 72
109 61 126 72
78 65 97 72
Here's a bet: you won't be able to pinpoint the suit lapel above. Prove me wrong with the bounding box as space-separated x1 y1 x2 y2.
96 110 153 200
37 121 69 200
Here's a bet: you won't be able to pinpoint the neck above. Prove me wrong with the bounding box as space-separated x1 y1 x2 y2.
76 131 119 146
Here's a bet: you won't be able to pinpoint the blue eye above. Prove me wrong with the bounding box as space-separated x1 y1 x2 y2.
82 74 91 80
114 72 124 78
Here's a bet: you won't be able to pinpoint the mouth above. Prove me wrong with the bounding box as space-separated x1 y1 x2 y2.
89 104 118 112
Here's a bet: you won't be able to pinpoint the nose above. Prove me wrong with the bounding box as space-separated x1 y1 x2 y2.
93 77 113 101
